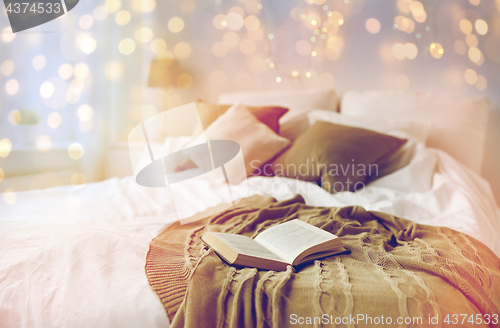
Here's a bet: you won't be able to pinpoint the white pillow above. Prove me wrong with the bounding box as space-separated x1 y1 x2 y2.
341 90 490 173
307 110 431 143
218 88 340 140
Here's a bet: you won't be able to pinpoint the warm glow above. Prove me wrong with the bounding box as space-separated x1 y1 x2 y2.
1 60 14 76
223 32 240 48
3 189 16 205
93 6 108 21
74 63 89 79
213 14 227 30
0 139 13 158
1 27 15 43
212 42 228 57
464 68 478 85
409 1 426 23
0 167 4 183
468 46 482 63
37 135 52 151
365 18 381 34
430 43 444 59
209 71 226 88
168 17 185 33
475 19 488 35
119 38 136 55
454 40 467 55
5 79 19 95
296 40 312 56
47 112 62 128
105 0 121 13
32 55 46 70
174 42 191 58
151 39 167 55
459 19 473 35
8 110 21 125
81 37 97 54
59 64 73 80
68 143 84 160
115 10 131 25
239 39 256 55
476 75 487 90
225 13 244 31
132 0 156 13
244 15 260 31
465 34 478 48
134 27 153 43
404 43 418 59
177 74 194 89
40 82 54 98
469 0 480 5
78 105 94 121
105 61 123 80
71 173 87 189
79 15 94 30
394 16 415 33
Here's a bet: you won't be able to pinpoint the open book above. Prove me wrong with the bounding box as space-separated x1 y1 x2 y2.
201 219 346 271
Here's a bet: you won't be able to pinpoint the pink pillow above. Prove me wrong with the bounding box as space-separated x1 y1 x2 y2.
188 103 291 182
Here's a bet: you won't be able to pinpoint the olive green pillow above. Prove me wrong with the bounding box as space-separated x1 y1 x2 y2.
270 121 407 193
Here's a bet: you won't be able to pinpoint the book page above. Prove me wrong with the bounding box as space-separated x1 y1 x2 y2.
210 233 286 262
254 220 336 263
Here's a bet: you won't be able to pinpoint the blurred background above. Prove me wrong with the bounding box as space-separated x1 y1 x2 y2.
0 0 499 204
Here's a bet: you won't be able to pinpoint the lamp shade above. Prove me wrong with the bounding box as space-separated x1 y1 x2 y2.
147 59 180 87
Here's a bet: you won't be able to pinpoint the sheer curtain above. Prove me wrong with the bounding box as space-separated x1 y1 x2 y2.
0 0 167 187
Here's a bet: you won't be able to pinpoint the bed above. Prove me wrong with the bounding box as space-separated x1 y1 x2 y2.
1 89 500 327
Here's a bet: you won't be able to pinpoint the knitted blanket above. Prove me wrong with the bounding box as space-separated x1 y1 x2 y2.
145 195 500 328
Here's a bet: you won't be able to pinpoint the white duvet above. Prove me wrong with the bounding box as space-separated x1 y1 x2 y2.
1 141 500 328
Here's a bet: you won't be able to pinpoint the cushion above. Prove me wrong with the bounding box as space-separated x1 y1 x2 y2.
218 88 340 140
188 103 291 182
193 99 288 136
341 90 490 173
268 121 407 193
307 109 431 143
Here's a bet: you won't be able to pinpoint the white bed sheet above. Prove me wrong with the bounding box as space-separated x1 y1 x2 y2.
1 141 500 328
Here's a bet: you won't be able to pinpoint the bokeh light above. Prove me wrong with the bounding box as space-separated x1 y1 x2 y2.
174 42 191 58
80 37 97 54
454 40 467 55
132 0 156 13
5 79 19 95
225 13 244 31
244 15 260 31
1 27 15 43
8 110 21 125
213 14 227 30
105 61 123 80
177 74 194 89
68 143 84 160
79 14 94 29
476 75 487 90
47 112 62 128
59 64 74 80
0 139 13 158
394 16 415 33
74 63 89 79
119 38 136 55
212 42 228 57
105 0 121 13
464 68 478 85
150 39 167 55
223 32 240 48
134 27 153 43
430 43 444 59
32 55 46 70
0 167 4 183
475 19 488 35
3 189 16 205
366 18 381 34
168 17 185 33
40 82 54 98
71 173 86 189
115 10 131 25
465 34 478 47
468 46 482 63
1 60 14 76
459 19 473 35
36 135 52 151
239 39 256 55
78 105 94 121
93 6 108 21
